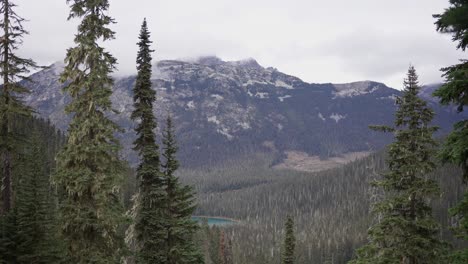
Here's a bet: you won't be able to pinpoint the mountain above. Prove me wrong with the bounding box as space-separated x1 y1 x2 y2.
23 56 464 167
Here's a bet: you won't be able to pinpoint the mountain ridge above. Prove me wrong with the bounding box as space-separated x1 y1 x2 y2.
23 57 462 168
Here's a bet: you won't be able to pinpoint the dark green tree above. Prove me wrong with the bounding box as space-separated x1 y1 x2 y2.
0 0 39 214
130 18 167 263
52 0 126 262
162 115 204 264
350 66 448 264
281 216 295 264
15 133 63 263
0 117 65 263
434 2 468 262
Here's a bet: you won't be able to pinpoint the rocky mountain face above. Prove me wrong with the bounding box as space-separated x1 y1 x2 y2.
23 56 464 167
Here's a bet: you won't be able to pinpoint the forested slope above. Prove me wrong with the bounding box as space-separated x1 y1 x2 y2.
181 152 466 263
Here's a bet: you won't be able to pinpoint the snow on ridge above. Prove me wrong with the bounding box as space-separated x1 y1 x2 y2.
243 80 271 87
333 81 382 98
275 80 294 89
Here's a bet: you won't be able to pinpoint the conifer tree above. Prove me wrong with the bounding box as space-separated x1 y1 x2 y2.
162 115 204 264
52 0 126 262
131 18 167 263
349 66 448 264
282 216 295 264
434 2 468 262
0 0 39 214
15 133 63 263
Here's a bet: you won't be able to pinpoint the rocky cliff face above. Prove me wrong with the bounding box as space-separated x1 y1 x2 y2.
22 56 464 167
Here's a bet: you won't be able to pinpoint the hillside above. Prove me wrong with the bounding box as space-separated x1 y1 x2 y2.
181 151 467 263
23 56 465 168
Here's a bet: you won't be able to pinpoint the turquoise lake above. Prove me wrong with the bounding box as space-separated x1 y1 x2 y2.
192 216 237 226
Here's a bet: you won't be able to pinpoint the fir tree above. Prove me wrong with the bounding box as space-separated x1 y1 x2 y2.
15 133 63 263
52 0 126 262
0 117 64 263
434 1 468 262
349 66 448 264
130 18 167 263
282 216 295 264
162 115 204 264
0 0 39 214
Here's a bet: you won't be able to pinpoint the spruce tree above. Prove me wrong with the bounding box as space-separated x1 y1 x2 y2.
131 18 167 263
162 115 204 264
0 0 39 214
434 2 468 262
349 66 448 264
282 216 295 264
52 0 126 262
15 132 63 263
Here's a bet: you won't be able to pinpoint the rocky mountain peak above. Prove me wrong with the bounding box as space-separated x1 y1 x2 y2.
21 58 464 167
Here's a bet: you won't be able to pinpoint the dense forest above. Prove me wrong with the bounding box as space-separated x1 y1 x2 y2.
1 0 468 263
180 150 466 263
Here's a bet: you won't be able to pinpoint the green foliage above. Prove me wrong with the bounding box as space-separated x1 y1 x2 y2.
281 216 296 264
434 1 468 262
15 133 63 263
0 117 65 263
162 116 204 264
434 0 468 51
0 0 40 214
52 0 127 262
130 18 167 264
350 67 449 263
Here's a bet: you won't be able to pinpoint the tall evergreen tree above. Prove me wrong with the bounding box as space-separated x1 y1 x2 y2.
130 18 167 263
52 0 126 262
0 0 39 214
349 66 448 264
281 216 295 264
15 132 63 263
0 117 65 263
162 115 204 264
434 1 468 262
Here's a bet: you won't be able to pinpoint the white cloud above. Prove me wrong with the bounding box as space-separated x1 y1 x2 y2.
15 0 466 89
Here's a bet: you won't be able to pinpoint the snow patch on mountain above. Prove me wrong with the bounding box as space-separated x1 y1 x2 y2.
330 113 346 123
207 115 221 125
278 95 292 102
318 113 326 121
275 80 294 89
243 80 271 87
187 101 195 109
217 128 233 140
379 94 398 101
253 92 269 99
333 81 382 98
211 94 224 100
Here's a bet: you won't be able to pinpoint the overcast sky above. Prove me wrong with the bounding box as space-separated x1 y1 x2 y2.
17 0 466 89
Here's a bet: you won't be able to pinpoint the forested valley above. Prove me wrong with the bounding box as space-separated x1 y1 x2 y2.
1 0 468 264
